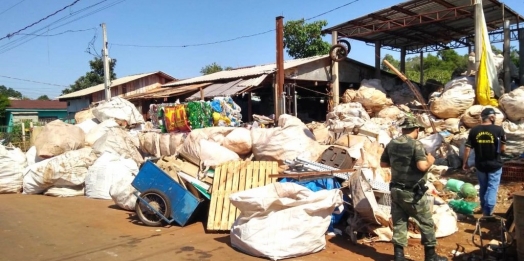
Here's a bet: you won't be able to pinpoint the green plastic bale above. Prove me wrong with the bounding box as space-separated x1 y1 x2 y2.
448 199 479 215
460 183 477 199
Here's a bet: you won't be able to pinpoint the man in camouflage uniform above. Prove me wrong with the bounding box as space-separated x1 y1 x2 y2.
380 117 447 261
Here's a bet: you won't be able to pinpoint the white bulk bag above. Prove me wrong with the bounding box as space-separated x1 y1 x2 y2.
230 183 343 261
92 97 145 126
430 80 475 119
25 146 44 166
85 152 139 200
22 148 97 194
109 171 137 211
34 120 85 158
354 79 393 113
0 145 27 193
92 127 144 165
499 87 524 122
462 105 505 128
199 139 240 167
85 119 119 145
222 128 253 155
76 118 99 135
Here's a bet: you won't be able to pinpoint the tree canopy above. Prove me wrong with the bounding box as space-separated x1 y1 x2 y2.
62 57 116 95
283 19 331 59
0 85 23 99
37 95 50 100
381 46 520 84
200 62 232 75
0 94 9 118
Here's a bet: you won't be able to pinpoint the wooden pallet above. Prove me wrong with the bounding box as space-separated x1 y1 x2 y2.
207 161 278 232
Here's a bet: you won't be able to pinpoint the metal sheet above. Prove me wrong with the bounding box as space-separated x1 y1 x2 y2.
187 74 268 100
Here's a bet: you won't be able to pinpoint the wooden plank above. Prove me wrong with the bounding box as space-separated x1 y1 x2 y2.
236 161 248 218
258 161 267 187
270 161 279 183
220 162 235 230
245 161 254 190
228 161 242 229
207 164 222 230
251 161 260 189
212 162 229 230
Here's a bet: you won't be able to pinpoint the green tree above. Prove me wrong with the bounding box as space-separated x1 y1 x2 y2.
381 54 400 72
200 62 231 75
0 85 23 99
283 19 331 59
0 94 9 120
37 95 50 100
62 57 117 95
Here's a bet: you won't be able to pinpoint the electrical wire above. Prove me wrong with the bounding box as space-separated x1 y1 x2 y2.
0 0 27 16
0 75 68 87
0 0 123 54
111 0 361 48
17 28 96 37
0 0 82 41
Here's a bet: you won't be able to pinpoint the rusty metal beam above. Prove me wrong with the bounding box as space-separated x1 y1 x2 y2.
338 6 473 38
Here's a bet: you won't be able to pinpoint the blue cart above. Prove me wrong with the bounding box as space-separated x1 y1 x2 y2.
132 161 203 227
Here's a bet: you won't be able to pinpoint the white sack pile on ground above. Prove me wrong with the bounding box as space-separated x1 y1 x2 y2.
75 108 95 124
34 119 85 158
92 127 144 165
85 119 120 145
178 127 238 166
230 182 343 261
0 145 27 193
138 132 187 158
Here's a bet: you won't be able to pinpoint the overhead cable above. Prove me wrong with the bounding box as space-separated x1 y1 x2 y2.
111 0 360 48
0 0 82 41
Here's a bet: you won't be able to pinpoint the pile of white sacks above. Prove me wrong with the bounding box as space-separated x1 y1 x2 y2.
0 97 327 213
324 77 524 162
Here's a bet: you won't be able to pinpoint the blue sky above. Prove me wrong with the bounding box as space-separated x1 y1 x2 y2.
0 0 522 99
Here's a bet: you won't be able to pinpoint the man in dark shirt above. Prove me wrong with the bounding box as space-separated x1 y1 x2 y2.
462 108 506 217
381 117 447 261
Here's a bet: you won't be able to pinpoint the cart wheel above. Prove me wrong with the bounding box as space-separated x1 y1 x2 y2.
329 43 348 62
337 39 351 54
135 189 172 227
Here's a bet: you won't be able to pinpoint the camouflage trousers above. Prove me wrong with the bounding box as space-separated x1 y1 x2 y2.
390 188 437 247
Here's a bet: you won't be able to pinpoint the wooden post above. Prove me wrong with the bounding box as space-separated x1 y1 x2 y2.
331 31 340 107
21 123 25 142
200 87 204 100
400 47 406 73
375 40 381 79
247 92 253 122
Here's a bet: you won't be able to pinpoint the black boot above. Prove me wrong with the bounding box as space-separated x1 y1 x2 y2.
424 246 448 261
394 245 405 261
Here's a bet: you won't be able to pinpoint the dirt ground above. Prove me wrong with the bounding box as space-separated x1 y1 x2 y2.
0 179 521 261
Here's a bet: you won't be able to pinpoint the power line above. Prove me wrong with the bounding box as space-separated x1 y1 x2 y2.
17 28 96 37
0 0 127 54
0 75 68 87
0 0 83 41
112 29 275 48
0 0 27 16
111 0 360 49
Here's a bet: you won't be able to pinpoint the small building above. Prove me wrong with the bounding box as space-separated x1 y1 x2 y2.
4 100 67 128
57 71 176 119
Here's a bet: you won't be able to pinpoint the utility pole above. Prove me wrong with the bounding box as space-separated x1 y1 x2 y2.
101 23 111 101
275 16 284 120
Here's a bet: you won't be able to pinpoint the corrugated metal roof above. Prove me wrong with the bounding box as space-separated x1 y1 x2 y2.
127 83 212 100
322 0 524 53
58 71 176 99
7 100 67 110
163 55 328 87
186 74 269 100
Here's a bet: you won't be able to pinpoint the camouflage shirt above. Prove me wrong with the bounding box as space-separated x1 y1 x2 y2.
380 135 428 187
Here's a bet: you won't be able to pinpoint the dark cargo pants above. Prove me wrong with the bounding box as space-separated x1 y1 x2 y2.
390 188 437 247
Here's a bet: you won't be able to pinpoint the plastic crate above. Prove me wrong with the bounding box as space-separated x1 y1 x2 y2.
502 161 524 182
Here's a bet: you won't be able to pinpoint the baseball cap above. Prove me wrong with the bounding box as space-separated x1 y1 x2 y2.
399 117 424 129
480 108 500 117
